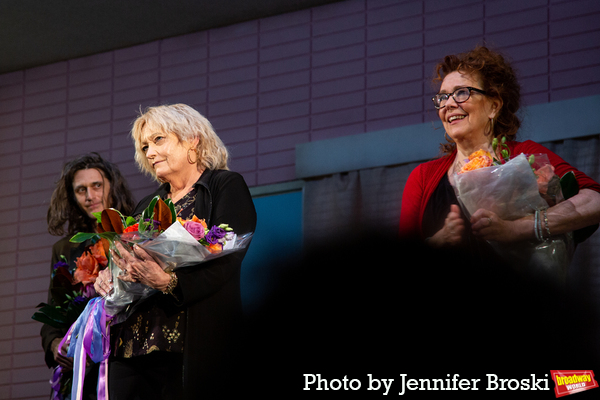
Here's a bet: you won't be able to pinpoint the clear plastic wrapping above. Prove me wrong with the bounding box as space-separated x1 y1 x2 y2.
103 221 253 320
453 153 573 283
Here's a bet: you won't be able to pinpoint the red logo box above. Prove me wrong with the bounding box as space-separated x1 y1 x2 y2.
551 370 599 397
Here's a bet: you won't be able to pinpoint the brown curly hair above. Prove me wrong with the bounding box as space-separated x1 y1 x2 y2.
434 46 522 154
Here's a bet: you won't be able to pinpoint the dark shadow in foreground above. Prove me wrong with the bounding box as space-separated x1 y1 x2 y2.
214 234 600 397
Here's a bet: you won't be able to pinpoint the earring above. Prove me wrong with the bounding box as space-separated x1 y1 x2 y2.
187 148 199 164
486 117 495 137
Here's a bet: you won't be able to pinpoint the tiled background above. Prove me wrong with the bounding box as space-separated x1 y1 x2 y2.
1 0 599 398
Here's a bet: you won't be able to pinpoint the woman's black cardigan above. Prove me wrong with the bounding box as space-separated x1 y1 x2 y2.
124 169 257 398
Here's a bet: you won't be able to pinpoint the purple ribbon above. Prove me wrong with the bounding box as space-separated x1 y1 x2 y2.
59 297 112 400
49 366 63 400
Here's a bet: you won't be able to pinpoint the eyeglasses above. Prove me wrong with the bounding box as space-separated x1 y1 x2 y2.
432 87 487 109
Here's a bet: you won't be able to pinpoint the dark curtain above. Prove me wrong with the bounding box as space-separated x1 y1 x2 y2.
303 162 420 247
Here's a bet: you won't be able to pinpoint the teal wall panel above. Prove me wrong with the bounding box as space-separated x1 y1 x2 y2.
241 190 303 314
296 95 600 179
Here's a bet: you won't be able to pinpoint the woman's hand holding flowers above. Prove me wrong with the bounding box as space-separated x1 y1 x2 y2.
112 241 171 292
51 337 73 370
51 336 93 369
470 209 534 242
94 268 113 298
429 204 465 247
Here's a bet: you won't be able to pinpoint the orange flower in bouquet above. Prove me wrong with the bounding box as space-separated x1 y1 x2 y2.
123 223 140 233
535 163 556 195
73 240 109 286
207 243 223 254
177 214 234 254
58 196 252 400
458 149 493 174
452 143 579 284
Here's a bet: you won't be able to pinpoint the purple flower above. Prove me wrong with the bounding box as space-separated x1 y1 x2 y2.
144 219 161 230
205 226 226 245
82 284 96 299
72 295 87 306
53 261 69 270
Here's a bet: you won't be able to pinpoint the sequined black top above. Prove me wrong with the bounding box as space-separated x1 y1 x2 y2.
111 187 197 358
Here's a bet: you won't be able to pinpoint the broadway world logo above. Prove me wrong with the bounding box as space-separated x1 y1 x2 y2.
551 370 598 397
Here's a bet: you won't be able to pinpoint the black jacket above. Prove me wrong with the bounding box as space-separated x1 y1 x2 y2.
124 169 257 398
40 237 99 400
41 237 86 367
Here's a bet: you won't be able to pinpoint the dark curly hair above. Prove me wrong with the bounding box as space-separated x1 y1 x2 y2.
47 153 136 236
434 45 522 154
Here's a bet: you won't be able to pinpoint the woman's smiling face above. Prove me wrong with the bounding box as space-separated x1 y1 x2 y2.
438 71 500 146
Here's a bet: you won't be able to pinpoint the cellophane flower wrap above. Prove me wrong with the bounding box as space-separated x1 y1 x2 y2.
453 150 574 283
62 196 253 400
112 218 252 321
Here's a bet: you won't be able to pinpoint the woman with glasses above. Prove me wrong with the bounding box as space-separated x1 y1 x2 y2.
399 46 600 254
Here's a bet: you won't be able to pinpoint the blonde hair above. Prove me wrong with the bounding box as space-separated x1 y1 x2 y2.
131 104 229 180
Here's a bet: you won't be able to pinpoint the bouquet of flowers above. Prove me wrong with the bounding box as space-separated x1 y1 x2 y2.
70 196 251 318
58 196 253 400
32 239 109 400
452 140 578 283
33 240 108 328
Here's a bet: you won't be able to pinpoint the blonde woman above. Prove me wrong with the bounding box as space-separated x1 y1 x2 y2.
95 104 256 399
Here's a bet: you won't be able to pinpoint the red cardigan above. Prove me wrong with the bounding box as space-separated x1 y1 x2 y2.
399 140 600 239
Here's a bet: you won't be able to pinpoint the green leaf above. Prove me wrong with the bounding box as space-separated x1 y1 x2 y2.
125 216 137 227
138 220 147 233
560 171 579 200
70 231 120 243
140 196 160 232
32 312 66 328
70 232 99 243
92 211 103 223
32 305 68 324
164 198 177 224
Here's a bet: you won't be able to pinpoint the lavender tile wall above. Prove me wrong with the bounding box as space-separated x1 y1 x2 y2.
1 0 600 397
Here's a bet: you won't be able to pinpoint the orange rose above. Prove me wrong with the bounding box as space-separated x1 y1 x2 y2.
178 215 208 229
536 164 556 195
458 150 493 174
467 149 490 160
207 243 223 254
192 215 206 225
124 223 139 233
